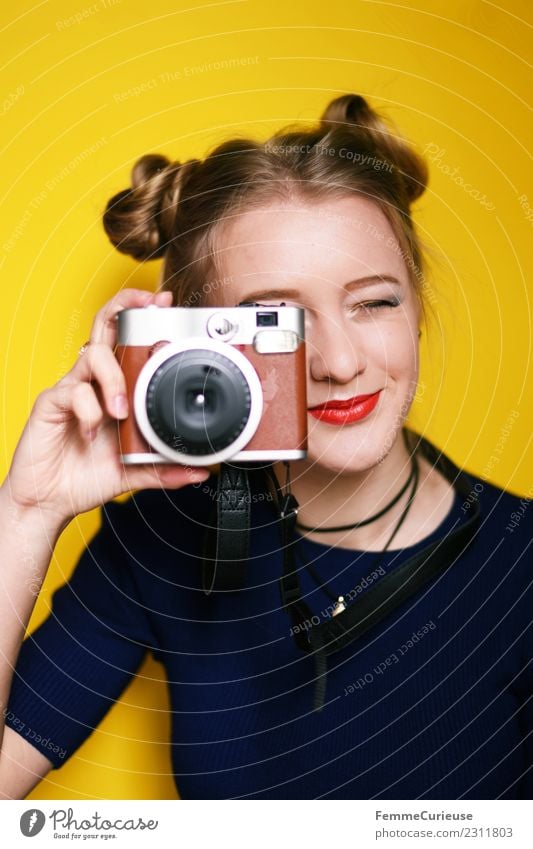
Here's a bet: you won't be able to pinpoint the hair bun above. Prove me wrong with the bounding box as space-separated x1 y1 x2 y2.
321 94 370 126
321 93 428 205
131 153 172 189
103 153 191 261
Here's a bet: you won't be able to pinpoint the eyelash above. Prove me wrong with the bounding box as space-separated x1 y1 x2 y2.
351 299 401 314
254 298 401 314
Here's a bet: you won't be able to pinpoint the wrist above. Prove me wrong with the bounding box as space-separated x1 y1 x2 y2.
0 482 70 540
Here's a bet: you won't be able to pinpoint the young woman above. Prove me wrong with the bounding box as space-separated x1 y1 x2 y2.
0 95 531 800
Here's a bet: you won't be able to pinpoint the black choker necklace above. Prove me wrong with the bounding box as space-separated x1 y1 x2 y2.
297 450 420 616
295 428 418 535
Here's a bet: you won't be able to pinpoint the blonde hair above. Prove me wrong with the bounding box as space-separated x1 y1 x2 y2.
103 94 430 321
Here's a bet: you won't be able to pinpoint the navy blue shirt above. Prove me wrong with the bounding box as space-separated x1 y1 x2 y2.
6 440 533 799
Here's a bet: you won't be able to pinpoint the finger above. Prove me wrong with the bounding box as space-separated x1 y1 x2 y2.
69 383 105 440
71 343 129 419
38 380 104 440
119 462 211 493
90 288 174 349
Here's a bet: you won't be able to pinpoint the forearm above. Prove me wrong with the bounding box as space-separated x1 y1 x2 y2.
0 481 66 750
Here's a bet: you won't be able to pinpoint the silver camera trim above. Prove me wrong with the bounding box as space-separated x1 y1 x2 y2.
117 304 305 345
133 338 264 466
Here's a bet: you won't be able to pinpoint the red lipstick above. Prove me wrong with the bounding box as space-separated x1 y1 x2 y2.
308 391 382 425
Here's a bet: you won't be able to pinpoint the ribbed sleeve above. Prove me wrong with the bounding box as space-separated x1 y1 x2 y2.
4 500 155 768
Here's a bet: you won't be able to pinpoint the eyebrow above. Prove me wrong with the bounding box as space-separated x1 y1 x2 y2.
239 274 402 302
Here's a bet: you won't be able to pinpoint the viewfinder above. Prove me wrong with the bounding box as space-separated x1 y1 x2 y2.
256 311 278 327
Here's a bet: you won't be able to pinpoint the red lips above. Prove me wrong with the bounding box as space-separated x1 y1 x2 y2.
308 391 382 425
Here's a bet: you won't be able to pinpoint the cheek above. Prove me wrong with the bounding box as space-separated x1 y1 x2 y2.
369 324 419 374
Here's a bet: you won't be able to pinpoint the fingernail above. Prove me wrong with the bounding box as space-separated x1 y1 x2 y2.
190 470 210 482
113 394 128 418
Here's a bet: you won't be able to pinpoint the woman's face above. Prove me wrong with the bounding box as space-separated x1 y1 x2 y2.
212 195 421 475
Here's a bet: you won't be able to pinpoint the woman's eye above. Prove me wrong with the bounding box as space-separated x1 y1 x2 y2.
350 299 400 314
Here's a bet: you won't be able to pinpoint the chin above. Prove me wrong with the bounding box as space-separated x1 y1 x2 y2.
303 416 404 475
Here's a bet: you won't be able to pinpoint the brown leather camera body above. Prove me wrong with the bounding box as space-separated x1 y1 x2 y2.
115 340 308 462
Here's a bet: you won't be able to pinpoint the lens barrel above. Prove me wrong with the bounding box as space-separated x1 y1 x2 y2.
145 349 252 455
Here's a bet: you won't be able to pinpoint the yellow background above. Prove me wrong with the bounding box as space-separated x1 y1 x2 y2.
1 0 531 799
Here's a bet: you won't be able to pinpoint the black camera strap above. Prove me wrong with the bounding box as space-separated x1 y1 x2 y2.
201 463 252 594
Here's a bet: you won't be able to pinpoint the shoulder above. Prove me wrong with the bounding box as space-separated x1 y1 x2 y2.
481 477 532 548
412 429 532 548
459 465 532 531
451 461 533 571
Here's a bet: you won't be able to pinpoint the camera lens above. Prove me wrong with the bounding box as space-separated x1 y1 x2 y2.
145 349 252 456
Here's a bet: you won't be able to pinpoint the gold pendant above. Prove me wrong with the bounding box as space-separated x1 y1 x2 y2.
332 596 346 617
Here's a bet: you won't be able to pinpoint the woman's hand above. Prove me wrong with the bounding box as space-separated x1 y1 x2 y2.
3 288 210 529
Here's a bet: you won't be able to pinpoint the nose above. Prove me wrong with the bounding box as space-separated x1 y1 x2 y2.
307 312 367 385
